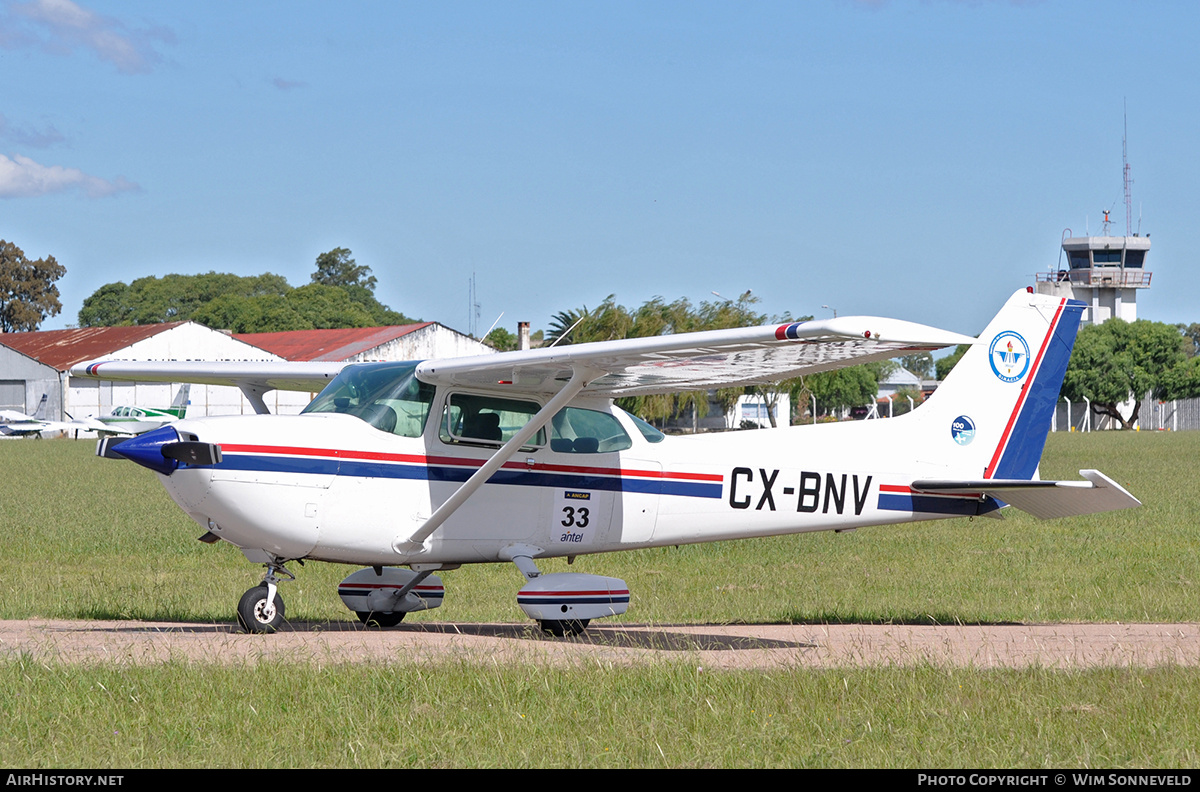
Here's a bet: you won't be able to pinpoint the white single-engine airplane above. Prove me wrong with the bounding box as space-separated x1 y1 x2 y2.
0 394 81 439
72 289 1139 635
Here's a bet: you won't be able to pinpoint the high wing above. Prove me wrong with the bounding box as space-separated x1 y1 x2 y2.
69 361 347 414
416 316 976 396
71 316 975 401
911 470 1142 519
72 360 345 392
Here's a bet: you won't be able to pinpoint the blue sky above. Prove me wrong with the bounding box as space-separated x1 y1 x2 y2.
2 0 1197 339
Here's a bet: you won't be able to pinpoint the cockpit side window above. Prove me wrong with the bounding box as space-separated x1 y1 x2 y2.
303 361 435 438
549 406 632 453
439 393 545 448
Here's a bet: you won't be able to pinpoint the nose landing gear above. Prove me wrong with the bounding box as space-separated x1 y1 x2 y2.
237 584 285 633
237 559 295 633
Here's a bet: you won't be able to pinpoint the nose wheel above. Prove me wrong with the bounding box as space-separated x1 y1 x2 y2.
237 559 295 633
237 585 285 633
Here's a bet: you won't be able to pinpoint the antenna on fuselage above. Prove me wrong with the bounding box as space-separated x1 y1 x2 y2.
481 311 504 341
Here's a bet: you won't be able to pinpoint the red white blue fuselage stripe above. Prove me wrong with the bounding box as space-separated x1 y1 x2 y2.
210 444 725 499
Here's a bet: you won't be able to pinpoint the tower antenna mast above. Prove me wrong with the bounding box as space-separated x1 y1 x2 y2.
1123 100 1133 237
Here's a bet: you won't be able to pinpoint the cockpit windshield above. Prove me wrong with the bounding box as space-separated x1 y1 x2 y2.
303 361 435 437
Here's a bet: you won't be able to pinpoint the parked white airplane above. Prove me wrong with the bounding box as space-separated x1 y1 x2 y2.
72 289 1139 635
0 394 80 438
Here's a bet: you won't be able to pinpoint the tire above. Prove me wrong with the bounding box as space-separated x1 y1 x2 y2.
237 585 285 633
356 611 405 628
538 619 589 637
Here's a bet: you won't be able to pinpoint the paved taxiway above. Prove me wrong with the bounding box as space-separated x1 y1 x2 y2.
2 620 1198 668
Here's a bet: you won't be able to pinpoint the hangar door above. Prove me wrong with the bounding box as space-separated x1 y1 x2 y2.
0 381 25 415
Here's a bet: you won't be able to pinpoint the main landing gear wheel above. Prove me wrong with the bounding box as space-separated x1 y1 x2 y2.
237 584 285 633
538 619 589 637
355 611 405 628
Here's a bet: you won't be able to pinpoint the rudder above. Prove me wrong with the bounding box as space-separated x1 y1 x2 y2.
909 289 1085 481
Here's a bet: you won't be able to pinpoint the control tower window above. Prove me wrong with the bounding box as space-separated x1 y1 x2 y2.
1068 251 1091 269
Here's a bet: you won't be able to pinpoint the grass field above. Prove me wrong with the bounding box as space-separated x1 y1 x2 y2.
3 661 1197 767
1 431 1198 768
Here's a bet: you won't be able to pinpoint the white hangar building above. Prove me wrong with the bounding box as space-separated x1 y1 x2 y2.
0 322 290 423
233 322 496 364
0 321 497 425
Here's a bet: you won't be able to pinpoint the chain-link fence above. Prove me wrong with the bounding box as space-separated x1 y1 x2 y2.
1053 395 1200 432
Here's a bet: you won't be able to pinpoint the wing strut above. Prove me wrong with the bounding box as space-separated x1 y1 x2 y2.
239 385 271 416
395 366 600 553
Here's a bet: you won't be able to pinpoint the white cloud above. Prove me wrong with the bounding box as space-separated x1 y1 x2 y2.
0 153 138 198
1 0 174 74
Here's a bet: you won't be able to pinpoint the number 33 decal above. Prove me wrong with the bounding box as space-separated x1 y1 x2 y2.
561 506 590 528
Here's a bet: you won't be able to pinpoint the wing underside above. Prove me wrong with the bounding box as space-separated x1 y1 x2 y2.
416 315 975 396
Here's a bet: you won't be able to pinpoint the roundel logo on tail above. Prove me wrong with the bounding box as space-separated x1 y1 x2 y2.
988 331 1031 383
951 415 975 445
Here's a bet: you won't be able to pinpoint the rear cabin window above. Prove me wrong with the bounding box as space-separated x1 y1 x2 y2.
549 407 632 454
440 393 545 448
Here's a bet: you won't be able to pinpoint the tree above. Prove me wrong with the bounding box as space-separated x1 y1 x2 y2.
0 240 65 332
79 272 291 326
1061 319 1189 430
484 327 518 351
312 248 377 292
311 248 415 326
796 364 883 417
191 293 310 334
935 344 971 381
897 352 933 379
79 261 415 331
1176 322 1200 358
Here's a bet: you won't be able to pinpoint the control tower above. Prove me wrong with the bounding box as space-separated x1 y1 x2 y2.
1037 113 1151 324
1035 229 1151 324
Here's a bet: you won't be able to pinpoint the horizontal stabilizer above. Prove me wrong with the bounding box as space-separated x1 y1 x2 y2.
911 470 1141 520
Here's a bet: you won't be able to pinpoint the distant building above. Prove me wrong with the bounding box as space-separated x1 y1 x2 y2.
877 365 923 400
0 321 499 425
0 322 286 424
732 394 791 429
235 322 495 362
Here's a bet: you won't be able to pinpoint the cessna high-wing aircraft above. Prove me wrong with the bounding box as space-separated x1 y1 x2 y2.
72 289 1140 635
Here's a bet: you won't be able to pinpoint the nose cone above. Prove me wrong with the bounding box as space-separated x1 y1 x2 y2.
110 425 181 475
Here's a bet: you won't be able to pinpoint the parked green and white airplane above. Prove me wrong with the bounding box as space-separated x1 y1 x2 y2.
77 384 191 437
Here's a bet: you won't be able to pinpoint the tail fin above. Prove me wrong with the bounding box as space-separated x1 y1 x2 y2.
32 394 49 421
909 289 1085 481
169 384 191 418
